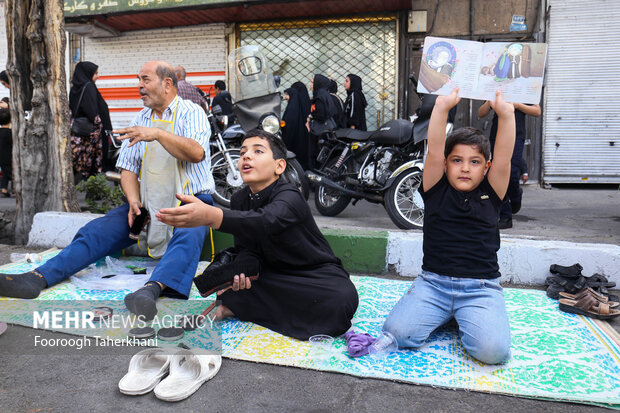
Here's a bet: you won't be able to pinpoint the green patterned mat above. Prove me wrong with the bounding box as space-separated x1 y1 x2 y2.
0 250 619 408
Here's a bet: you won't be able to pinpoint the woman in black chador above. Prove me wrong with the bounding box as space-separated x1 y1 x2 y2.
282 82 312 170
343 73 368 131
328 79 346 128
69 61 113 178
307 74 338 167
157 130 359 340
309 74 337 124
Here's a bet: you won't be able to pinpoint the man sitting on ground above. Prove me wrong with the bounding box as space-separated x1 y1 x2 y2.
0 61 214 320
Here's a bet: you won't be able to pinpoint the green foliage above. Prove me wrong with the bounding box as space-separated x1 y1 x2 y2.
76 173 125 214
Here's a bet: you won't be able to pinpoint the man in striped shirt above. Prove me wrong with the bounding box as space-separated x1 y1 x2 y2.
0 61 215 320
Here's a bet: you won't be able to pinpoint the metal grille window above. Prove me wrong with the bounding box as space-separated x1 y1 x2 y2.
238 16 398 129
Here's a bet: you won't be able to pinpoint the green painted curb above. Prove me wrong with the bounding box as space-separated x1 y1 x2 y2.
201 229 234 261
322 229 388 274
201 228 388 275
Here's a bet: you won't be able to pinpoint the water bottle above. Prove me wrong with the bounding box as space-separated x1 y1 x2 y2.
368 331 398 355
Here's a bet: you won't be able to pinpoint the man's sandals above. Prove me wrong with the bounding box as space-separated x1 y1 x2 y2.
559 288 620 320
545 263 617 301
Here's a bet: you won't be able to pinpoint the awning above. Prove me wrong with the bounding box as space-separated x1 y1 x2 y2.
64 0 410 32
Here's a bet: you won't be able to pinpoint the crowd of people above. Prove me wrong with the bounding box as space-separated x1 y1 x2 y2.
0 58 545 364
1 64 374 193
281 73 368 170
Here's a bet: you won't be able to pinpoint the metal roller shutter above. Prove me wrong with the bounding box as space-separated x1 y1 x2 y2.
238 16 398 130
543 0 620 183
82 24 227 128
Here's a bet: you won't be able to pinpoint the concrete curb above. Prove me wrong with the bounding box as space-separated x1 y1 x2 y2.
387 232 620 285
28 212 103 248
28 211 620 286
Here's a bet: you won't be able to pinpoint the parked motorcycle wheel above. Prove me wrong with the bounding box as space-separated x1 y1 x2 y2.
211 149 243 208
281 158 310 201
384 168 424 229
314 158 352 216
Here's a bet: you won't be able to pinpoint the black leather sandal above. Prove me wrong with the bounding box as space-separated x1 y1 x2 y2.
193 249 260 297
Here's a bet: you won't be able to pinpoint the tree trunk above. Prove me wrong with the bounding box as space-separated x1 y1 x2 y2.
5 0 80 245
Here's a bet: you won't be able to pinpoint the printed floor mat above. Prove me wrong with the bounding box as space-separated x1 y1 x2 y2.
0 250 619 408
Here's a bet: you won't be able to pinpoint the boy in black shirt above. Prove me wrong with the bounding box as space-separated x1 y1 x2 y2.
381 88 515 364
157 129 358 340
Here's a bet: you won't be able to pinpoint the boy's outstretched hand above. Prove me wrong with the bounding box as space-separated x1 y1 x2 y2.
434 87 461 112
489 89 514 118
156 194 223 229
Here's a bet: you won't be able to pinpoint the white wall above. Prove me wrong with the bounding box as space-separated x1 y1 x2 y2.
81 23 227 128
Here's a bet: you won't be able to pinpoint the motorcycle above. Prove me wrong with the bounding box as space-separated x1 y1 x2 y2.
306 84 454 230
103 130 123 183
217 45 309 205
198 88 245 207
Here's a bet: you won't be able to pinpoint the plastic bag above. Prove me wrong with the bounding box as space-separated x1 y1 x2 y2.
10 253 43 263
70 256 158 291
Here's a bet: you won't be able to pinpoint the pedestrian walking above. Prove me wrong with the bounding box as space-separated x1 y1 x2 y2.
344 74 367 131
69 61 113 178
478 100 540 228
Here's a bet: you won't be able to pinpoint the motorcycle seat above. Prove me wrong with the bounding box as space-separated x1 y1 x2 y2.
333 128 374 141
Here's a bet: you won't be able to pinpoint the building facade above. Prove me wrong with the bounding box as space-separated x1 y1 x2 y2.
1 0 617 183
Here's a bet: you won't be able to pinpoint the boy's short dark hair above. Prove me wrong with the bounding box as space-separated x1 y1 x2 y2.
0 108 10 126
0 71 8 85
244 128 287 161
445 127 491 161
215 80 226 90
1 97 8 105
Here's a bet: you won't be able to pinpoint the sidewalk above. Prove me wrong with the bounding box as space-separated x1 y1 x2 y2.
23 184 620 287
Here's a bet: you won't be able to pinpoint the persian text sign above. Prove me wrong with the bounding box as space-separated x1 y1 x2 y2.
64 0 261 17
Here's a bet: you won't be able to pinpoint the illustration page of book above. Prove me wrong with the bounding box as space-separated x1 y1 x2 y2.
475 42 547 104
417 37 484 99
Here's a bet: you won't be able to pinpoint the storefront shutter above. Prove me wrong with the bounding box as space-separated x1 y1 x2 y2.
83 24 227 128
238 16 398 130
543 0 620 183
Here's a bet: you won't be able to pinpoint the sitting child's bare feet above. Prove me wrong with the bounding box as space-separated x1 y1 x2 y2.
215 304 235 320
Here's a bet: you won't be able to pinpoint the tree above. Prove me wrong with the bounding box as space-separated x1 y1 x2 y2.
4 0 80 244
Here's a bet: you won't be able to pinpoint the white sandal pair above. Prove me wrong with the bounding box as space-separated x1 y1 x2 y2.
118 348 222 402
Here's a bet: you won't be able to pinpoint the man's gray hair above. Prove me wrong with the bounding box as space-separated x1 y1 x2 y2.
174 66 186 80
156 64 178 88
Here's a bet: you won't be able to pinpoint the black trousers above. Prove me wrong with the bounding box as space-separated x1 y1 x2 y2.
0 163 11 191
499 138 525 221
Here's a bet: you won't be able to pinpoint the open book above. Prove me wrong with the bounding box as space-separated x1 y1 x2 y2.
417 36 547 104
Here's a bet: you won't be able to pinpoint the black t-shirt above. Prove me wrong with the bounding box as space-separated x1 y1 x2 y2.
419 175 503 279
212 91 233 115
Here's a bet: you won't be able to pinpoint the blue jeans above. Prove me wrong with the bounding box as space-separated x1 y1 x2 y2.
37 193 213 299
382 271 511 364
